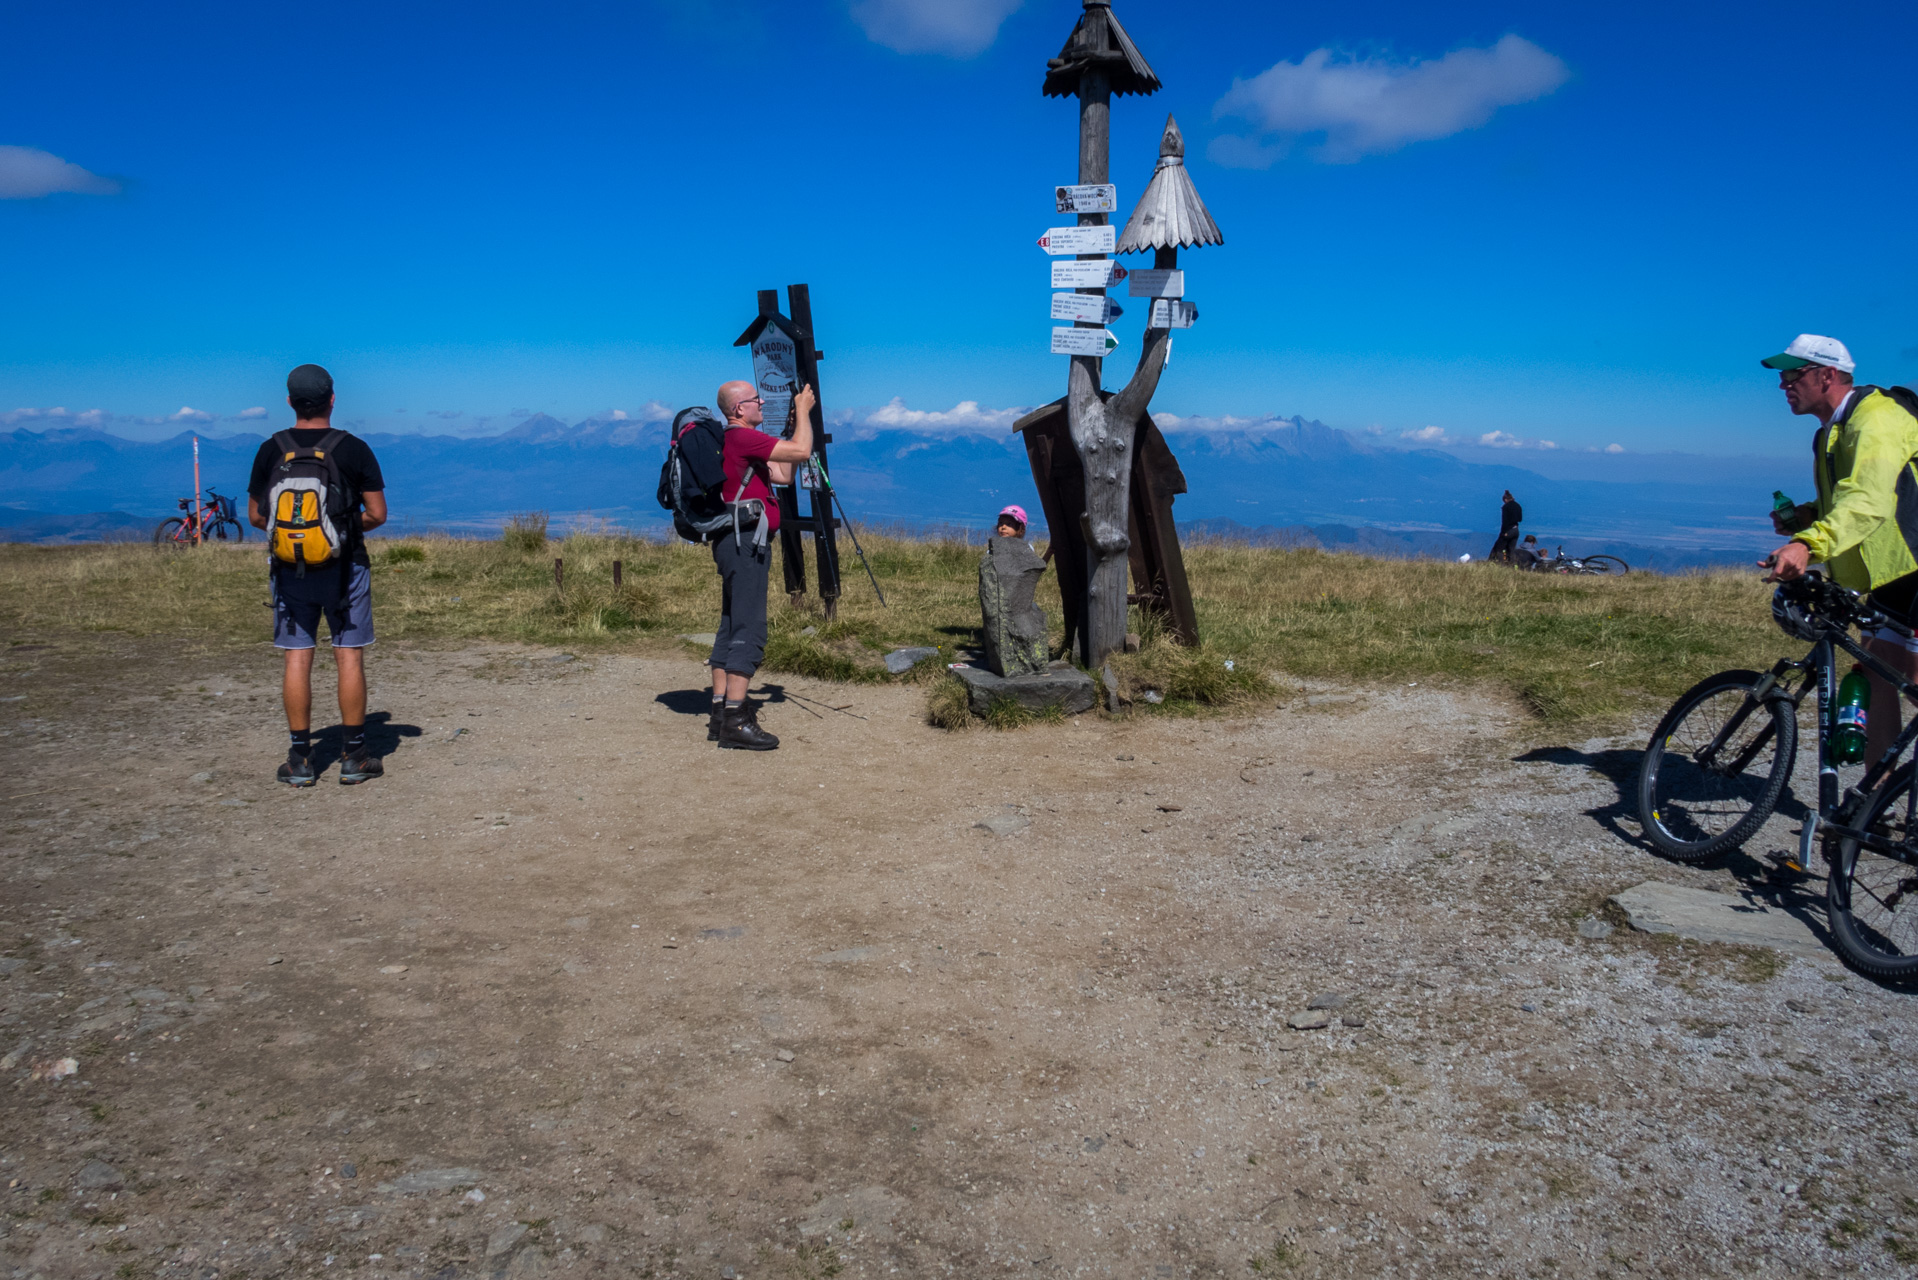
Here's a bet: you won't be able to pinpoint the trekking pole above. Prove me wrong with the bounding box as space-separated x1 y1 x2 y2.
806 457 886 607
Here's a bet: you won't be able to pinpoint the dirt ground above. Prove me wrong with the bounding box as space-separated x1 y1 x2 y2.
2 635 1916 1280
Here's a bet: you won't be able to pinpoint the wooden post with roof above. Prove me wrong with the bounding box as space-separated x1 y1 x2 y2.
1014 1 1217 660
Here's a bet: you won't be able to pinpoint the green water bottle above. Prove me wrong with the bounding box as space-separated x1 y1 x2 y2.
1773 490 1796 517
1834 666 1870 764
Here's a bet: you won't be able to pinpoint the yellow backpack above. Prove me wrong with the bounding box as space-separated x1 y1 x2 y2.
265 429 348 575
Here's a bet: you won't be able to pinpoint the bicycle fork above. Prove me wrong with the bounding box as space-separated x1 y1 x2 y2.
1793 639 1839 872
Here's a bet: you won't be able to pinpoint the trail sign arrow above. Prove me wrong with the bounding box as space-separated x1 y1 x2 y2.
1051 327 1119 356
1051 293 1123 323
1051 259 1127 289
1054 183 1117 214
1037 225 1117 256
1127 269 1185 299
1149 299 1198 329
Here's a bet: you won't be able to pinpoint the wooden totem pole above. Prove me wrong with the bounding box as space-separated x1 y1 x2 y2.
1045 0 1167 669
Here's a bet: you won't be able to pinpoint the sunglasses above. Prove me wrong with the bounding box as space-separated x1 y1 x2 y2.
1779 365 1824 387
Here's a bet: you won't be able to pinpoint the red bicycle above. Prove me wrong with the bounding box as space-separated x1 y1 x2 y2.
155 487 246 546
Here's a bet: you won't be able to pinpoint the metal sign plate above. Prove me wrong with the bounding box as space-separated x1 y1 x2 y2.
1050 259 1127 289
1150 299 1198 329
1054 183 1117 214
1050 293 1123 323
1037 225 1117 256
749 317 799 430
1127 268 1186 298
1051 327 1119 356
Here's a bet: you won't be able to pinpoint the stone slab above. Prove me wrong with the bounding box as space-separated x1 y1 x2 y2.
1608 881 1832 961
884 646 939 675
954 664 1096 717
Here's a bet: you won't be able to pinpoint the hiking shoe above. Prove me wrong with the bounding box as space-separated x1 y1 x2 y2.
707 703 724 742
339 750 384 785
276 752 317 788
717 705 779 751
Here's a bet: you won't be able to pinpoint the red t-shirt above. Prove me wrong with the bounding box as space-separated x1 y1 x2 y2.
721 426 781 534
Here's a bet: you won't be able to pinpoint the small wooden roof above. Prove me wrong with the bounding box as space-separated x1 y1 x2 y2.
1042 0 1161 100
1116 116 1224 254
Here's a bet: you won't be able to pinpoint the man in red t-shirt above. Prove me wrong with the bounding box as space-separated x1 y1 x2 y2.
706 379 816 749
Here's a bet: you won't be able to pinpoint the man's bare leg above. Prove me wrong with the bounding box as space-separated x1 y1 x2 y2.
335 646 367 727
1862 636 1918 767
283 648 314 732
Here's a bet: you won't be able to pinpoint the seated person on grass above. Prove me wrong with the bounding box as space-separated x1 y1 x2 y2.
1514 534 1544 570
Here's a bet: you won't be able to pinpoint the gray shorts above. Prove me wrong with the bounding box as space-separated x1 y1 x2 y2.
272 561 375 650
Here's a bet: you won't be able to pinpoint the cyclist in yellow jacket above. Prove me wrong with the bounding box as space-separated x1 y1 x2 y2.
1763 333 1918 764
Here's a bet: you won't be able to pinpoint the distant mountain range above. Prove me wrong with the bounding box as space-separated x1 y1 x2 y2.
1 413 1793 569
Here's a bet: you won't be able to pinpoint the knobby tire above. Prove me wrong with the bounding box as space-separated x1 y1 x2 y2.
1637 669 1796 862
1829 761 1918 981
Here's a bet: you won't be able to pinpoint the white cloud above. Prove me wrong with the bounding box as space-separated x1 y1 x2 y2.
849 0 1023 57
1606 443 1624 453
0 145 121 198
1402 425 1455 444
2 406 110 429
168 406 214 423
1478 430 1523 448
1154 411 1302 434
232 406 268 420
1210 34 1570 166
851 397 1027 435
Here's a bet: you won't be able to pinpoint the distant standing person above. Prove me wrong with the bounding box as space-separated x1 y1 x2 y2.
1488 490 1523 564
247 364 388 786
1760 334 1918 765
705 378 817 750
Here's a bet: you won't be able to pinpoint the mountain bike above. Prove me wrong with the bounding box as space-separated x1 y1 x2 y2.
155 487 245 546
1636 571 1918 979
1533 546 1628 575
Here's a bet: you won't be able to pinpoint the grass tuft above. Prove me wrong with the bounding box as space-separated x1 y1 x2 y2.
924 676 974 731
502 511 549 554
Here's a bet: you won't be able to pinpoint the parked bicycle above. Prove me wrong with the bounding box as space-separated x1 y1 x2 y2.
154 487 246 546
1532 546 1628 576
1636 571 1918 978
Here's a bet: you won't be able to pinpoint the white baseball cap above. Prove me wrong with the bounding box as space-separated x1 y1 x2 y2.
1761 334 1855 373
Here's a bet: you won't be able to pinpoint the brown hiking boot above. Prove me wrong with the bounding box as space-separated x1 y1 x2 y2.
717 704 778 751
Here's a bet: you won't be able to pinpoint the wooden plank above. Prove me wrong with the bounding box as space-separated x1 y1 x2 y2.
788 282 842 615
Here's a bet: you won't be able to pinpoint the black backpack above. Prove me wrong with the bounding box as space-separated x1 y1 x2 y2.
657 407 741 543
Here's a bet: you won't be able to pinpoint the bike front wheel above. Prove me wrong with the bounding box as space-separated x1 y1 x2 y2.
1637 669 1797 862
153 518 187 546
210 518 245 543
1582 555 1629 576
1829 763 1918 980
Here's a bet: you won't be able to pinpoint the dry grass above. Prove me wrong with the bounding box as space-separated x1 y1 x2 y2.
0 531 1794 726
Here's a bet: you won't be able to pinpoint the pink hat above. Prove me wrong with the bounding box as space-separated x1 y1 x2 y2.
998 504 1029 527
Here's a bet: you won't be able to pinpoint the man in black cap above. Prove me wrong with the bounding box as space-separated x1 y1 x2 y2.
247 364 389 786
1487 490 1523 565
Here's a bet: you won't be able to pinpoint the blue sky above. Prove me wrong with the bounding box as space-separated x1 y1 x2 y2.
3 0 1915 458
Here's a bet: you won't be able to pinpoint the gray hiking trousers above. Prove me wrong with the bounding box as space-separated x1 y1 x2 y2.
710 534 771 676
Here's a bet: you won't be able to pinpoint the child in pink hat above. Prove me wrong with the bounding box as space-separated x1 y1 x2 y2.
995 505 1029 539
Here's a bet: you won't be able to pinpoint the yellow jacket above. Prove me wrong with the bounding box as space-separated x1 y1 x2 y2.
1796 387 1918 592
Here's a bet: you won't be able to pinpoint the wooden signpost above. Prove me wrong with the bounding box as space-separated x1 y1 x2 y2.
1015 0 1223 664
733 285 843 618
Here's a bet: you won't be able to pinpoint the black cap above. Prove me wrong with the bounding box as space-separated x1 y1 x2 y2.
287 364 334 401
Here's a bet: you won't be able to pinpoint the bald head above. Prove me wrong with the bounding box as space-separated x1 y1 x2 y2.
717 381 757 422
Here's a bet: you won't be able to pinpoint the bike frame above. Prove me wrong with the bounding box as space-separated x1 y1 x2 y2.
1735 625 1918 863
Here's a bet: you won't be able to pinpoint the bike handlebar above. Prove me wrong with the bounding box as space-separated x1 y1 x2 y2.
1779 571 1916 640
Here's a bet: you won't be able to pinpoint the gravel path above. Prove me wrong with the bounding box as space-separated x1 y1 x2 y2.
1 638 1913 1279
